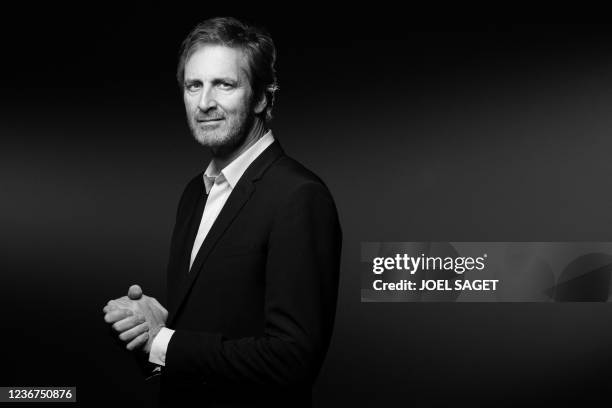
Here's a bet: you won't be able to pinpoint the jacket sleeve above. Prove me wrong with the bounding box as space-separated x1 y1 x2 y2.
163 182 342 386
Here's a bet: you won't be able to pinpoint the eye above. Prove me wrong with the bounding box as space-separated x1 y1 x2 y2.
217 81 235 90
185 82 202 92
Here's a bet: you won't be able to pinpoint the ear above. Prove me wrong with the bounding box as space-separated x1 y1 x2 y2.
253 91 267 115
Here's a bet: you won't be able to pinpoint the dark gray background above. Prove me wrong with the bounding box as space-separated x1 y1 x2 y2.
2 7 612 406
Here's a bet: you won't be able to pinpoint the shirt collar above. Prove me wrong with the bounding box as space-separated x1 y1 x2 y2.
203 130 275 193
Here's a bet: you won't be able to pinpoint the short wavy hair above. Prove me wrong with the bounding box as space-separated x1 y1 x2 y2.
177 17 279 122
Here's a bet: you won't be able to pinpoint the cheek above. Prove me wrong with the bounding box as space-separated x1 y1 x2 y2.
219 92 251 114
184 95 198 112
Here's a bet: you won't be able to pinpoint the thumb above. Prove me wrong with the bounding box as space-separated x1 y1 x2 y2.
128 284 143 300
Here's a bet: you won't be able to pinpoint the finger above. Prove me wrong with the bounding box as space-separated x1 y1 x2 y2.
126 331 149 351
103 304 118 314
104 308 133 323
108 297 131 308
118 321 149 342
112 314 146 332
128 284 143 300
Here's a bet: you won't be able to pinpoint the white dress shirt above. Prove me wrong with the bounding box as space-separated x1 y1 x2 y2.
149 131 275 366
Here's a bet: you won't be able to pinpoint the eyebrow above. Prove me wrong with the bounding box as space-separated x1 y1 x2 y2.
184 76 239 84
212 77 238 85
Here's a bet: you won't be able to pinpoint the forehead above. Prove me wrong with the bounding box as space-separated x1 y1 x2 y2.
184 45 249 81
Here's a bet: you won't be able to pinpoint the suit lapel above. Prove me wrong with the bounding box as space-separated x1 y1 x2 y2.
167 184 207 313
167 141 284 326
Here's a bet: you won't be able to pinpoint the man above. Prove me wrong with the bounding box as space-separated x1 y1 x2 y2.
102 17 342 407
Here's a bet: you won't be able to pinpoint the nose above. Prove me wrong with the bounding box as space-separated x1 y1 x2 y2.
198 86 217 111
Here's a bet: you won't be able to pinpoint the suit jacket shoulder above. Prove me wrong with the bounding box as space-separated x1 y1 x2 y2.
249 152 338 220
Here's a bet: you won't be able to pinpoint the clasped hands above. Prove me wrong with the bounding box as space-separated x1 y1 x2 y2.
103 284 168 353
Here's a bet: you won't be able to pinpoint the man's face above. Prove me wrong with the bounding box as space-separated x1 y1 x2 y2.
183 45 256 151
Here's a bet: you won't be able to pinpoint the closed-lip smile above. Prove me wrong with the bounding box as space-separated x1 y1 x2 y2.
197 118 223 122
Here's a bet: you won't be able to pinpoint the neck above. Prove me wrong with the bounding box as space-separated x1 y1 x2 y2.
211 118 267 170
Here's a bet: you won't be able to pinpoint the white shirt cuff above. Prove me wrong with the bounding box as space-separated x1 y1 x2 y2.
148 327 175 366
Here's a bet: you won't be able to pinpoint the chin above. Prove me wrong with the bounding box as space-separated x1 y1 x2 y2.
194 135 225 148
189 119 248 153
193 131 235 149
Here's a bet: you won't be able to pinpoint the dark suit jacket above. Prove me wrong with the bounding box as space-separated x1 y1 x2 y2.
159 141 342 407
